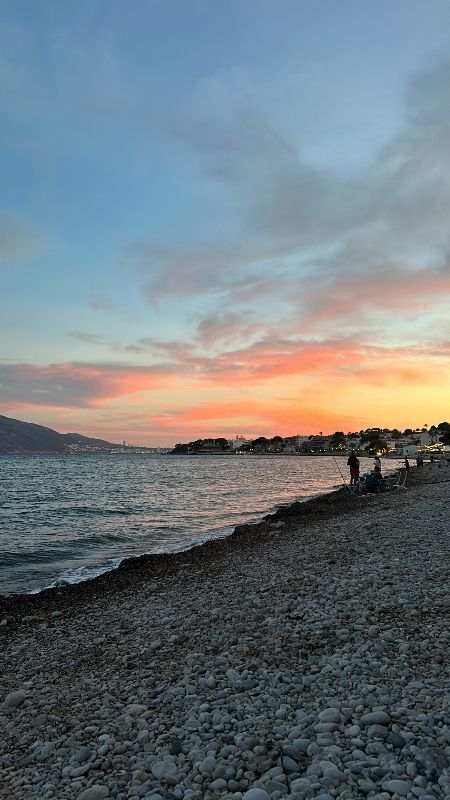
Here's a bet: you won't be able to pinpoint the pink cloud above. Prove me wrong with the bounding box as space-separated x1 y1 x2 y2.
0 362 177 408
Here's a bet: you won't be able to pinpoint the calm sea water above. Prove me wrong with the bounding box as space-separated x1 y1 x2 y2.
0 453 384 596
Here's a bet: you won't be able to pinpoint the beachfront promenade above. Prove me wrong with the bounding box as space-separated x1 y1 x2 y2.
1 467 450 800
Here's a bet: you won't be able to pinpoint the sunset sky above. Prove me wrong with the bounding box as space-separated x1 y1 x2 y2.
1 0 450 445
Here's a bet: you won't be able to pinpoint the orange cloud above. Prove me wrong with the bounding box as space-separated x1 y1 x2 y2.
1 337 448 412
149 398 358 438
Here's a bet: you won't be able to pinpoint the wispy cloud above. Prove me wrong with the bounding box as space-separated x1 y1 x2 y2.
88 295 118 313
196 311 261 349
0 212 48 272
68 331 115 346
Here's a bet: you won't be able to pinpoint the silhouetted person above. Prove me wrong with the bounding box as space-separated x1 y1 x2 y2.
347 450 360 485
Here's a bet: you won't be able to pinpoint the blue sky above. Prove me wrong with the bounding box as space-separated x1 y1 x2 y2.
1 0 450 443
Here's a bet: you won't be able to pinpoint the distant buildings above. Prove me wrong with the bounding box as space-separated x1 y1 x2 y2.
307 435 331 453
228 435 251 450
169 425 450 456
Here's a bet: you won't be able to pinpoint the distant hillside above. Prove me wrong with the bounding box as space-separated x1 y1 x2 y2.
0 415 121 453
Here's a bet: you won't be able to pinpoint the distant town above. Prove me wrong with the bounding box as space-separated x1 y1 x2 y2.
171 423 450 457
65 441 171 455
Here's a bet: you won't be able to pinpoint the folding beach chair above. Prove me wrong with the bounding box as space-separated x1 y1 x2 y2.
391 468 408 490
383 469 401 490
364 473 380 493
383 468 408 491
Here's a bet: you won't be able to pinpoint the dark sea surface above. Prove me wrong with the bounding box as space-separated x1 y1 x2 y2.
0 453 389 596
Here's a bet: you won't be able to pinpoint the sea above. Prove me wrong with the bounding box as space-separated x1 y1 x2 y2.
0 453 390 596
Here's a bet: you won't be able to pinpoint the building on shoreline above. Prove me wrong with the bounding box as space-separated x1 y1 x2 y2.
228 435 251 451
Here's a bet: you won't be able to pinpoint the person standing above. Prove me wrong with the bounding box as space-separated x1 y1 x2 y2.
374 455 382 480
404 456 410 473
347 450 360 485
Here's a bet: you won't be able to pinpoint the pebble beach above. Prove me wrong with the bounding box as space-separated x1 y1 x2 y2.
1 465 450 800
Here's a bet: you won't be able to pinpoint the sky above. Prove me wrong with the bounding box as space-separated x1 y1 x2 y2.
1 0 450 446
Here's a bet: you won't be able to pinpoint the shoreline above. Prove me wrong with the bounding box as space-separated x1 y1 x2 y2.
0 453 390 603
0 481 358 619
1 453 412 609
2 464 450 800
0 464 442 621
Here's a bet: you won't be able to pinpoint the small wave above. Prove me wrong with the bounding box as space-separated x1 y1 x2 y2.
26 522 238 595
9 492 327 596
63 505 137 516
27 557 124 594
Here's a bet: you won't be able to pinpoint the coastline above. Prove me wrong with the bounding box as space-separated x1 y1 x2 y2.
0 482 356 618
2 464 450 800
0 455 404 610
0 464 442 621
0 452 384 601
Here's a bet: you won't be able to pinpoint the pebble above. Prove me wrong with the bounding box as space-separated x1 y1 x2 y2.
242 790 271 800
318 707 340 723
383 779 412 796
360 711 391 726
76 787 109 800
210 777 228 791
150 760 178 781
2 690 26 709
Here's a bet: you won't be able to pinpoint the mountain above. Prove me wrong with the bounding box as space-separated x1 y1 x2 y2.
0 415 122 453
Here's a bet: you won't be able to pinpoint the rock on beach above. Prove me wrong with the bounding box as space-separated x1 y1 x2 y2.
1 467 450 799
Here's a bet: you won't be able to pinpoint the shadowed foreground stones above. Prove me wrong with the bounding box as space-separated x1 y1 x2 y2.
2 470 450 799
